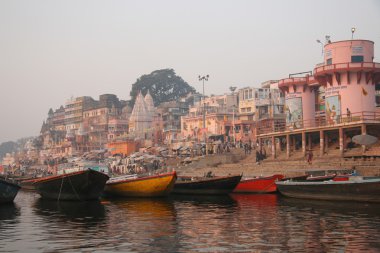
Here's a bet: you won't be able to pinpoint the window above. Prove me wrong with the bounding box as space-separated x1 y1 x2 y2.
351 55 364 63
326 58 332 65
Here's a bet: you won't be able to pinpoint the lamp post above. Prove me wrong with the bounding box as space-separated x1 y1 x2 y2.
351 27 356 40
316 39 323 56
198 75 209 143
229 86 237 146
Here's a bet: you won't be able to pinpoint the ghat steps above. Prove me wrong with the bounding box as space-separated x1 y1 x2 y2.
176 146 380 178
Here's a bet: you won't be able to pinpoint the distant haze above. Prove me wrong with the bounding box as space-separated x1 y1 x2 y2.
0 0 379 143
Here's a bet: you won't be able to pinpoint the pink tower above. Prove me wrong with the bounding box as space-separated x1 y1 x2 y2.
314 40 380 118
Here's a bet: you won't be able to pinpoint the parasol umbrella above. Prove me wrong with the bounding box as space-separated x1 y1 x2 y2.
352 134 378 146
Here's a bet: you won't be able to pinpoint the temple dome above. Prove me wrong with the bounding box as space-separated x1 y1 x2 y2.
129 92 153 135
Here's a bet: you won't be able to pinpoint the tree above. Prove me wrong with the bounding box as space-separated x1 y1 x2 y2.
0 141 18 160
129 69 196 106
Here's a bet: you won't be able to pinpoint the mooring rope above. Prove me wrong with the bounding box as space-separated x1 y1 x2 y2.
57 177 64 202
68 175 81 201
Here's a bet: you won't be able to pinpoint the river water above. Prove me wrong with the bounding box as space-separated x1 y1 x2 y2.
1 191 380 252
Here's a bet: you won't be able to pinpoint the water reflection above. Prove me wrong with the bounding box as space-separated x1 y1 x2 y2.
1 191 380 252
277 196 380 252
170 194 237 207
102 197 178 252
279 196 380 216
34 198 106 221
32 199 107 252
0 203 20 221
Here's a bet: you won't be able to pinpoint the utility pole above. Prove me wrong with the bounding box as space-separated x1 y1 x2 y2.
199 75 209 144
229 86 237 146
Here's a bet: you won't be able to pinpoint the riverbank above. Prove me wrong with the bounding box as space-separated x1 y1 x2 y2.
174 147 380 178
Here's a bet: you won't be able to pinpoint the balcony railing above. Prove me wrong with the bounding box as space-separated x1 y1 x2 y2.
314 62 380 75
257 111 380 135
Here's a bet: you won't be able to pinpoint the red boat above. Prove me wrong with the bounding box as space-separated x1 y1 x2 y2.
233 174 284 194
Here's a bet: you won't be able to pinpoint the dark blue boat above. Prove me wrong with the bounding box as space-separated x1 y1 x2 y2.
0 178 21 203
173 175 242 195
33 169 109 201
276 176 380 202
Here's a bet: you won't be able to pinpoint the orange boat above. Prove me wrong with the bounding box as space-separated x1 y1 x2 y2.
233 174 284 193
104 171 177 197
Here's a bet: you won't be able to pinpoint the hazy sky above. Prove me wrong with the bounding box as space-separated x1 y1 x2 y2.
0 0 379 143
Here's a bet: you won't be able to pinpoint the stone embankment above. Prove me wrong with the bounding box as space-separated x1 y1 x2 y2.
175 147 380 178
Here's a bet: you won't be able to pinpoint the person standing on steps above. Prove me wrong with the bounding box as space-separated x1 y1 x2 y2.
346 108 351 122
307 150 313 165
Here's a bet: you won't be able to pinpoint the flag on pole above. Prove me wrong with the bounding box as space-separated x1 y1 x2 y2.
362 87 368 96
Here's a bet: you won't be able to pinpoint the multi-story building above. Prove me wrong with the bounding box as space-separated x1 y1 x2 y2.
181 93 238 141
65 96 95 132
46 106 66 131
234 83 285 142
82 94 127 150
158 101 189 143
39 94 128 158
238 84 284 121
256 38 380 159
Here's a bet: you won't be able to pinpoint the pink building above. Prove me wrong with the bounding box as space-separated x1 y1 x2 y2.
314 40 379 117
278 39 380 129
278 76 317 129
258 38 380 159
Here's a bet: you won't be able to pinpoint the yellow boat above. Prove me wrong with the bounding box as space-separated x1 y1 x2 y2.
104 171 177 197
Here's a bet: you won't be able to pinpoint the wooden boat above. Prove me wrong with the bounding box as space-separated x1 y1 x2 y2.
280 175 308 182
104 171 177 197
306 173 336 181
173 175 242 195
0 178 21 203
19 178 39 190
276 176 380 202
33 169 109 201
280 174 336 182
233 174 284 193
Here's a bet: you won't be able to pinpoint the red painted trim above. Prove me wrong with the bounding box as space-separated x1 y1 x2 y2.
33 170 89 184
357 71 362 83
366 72 373 84
314 62 380 78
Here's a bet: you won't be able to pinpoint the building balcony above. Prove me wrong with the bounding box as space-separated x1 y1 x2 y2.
313 62 380 86
278 77 309 88
314 62 380 76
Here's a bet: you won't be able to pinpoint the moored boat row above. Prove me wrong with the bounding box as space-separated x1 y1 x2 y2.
3 168 379 203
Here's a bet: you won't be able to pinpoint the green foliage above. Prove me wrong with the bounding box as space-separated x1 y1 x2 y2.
130 69 196 106
0 141 18 160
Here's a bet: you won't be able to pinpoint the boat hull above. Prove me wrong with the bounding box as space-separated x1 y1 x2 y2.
19 178 38 191
276 177 380 202
173 175 242 195
33 170 109 201
0 179 21 203
234 174 284 193
104 172 177 197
